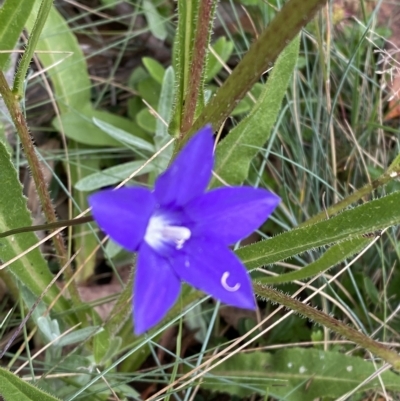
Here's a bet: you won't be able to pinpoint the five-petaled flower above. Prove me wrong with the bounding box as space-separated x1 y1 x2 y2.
88 126 280 334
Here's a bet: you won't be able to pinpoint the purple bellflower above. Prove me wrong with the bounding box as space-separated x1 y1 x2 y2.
88 126 280 334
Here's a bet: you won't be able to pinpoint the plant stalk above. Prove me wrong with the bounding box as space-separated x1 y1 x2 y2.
254 282 400 370
0 71 84 315
181 0 215 135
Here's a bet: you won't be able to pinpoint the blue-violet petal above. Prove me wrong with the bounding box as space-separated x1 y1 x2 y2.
89 187 155 252
186 187 280 244
172 238 256 310
134 242 181 334
154 125 214 207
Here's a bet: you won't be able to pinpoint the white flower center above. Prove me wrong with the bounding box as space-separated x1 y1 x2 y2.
144 214 191 250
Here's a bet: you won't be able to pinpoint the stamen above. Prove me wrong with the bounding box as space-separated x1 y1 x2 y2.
162 226 190 240
221 272 241 292
144 215 191 250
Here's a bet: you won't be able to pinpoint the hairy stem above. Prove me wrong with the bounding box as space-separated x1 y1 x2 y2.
254 282 400 370
0 71 84 315
181 0 214 135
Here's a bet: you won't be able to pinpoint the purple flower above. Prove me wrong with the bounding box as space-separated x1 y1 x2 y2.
88 126 280 334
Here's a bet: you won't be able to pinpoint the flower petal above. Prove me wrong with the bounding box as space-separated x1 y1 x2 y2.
154 125 214 207
89 187 155 251
134 242 181 334
172 239 256 310
186 187 280 244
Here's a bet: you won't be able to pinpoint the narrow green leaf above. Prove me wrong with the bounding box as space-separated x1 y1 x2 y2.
57 326 102 347
0 142 70 314
155 66 175 146
259 237 370 285
238 191 400 269
0 366 61 401
212 35 300 186
142 0 167 41
154 66 175 171
197 349 400 399
75 160 155 192
0 0 36 71
68 142 101 282
53 106 148 147
93 118 155 152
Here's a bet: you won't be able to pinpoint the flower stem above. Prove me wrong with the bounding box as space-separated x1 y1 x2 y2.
0 71 84 316
180 0 215 136
253 282 400 370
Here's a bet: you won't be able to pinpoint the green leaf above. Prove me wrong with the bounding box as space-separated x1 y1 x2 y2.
93 329 122 365
56 326 102 347
259 237 370 285
0 0 36 71
53 105 148 147
104 238 123 259
0 366 61 401
238 191 400 270
75 160 155 192
363 275 380 304
93 118 155 152
155 66 175 147
205 37 234 82
142 57 165 84
154 66 175 171
198 349 400 399
142 0 167 41
0 142 70 314
136 108 157 134
25 4 91 112
137 76 162 109
68 141 101 282
212 35 299 186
